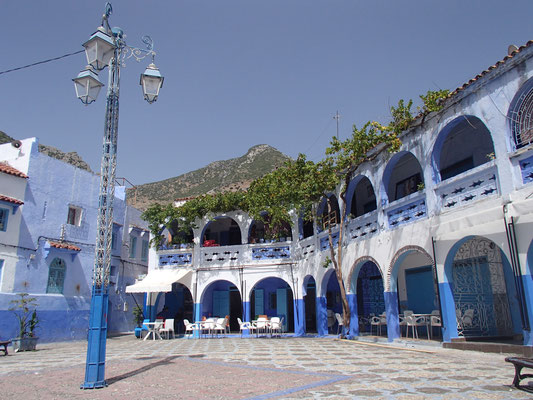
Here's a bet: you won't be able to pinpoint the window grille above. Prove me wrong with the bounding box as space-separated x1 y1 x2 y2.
510 87 533 149
47 257 66 294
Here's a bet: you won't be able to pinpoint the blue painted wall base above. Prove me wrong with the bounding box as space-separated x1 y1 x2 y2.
384 292 400 342
347 293 358 338
294 298 305 336
316 296 328 336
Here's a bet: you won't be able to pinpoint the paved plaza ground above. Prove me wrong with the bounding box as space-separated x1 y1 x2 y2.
0 334 530 399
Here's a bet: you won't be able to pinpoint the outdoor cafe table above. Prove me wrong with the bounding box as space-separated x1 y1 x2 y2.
143 321 163 341
252 318 270 337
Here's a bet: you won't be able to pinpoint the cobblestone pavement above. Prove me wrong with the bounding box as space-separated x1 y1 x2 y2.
0 335 530 399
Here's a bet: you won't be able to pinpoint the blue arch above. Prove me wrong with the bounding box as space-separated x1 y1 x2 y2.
344 175 376 219
200 216 241 247
381 151 423 203
441 236 522 343
430 115 494 184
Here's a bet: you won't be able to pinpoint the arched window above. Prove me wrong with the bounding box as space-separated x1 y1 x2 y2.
47 257 66 294
509 78 533 149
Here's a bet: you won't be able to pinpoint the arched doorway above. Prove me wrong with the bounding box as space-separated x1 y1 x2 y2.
355 261 385 335
156 282 194 335
250 277 294 333
320 269 342 335
446 237 521 339
388 247 436 341
200 280 242 332
303 275 317 333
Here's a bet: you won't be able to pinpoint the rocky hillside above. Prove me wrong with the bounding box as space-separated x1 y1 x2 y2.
128 144 291 210
0 130 93 173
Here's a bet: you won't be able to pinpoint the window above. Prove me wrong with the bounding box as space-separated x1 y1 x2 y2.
111 231 117 250
510 81 533 149
141 240 149 261
46 257 66 294
67 206 82 226
129 236 137 259
0 208 8 232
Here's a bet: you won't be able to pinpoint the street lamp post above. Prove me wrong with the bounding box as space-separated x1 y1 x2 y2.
74 3 163 389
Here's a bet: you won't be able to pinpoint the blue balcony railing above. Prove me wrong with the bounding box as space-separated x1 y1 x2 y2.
435 163 498 212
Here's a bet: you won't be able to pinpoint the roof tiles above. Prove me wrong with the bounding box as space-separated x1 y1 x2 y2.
0 162 28 179
49 241 81 252
0 195 24 205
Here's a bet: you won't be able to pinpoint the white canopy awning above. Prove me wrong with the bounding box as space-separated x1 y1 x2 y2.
125 268 193 293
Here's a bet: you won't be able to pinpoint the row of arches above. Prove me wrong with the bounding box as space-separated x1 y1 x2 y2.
164 115 498 246
151 234 529 343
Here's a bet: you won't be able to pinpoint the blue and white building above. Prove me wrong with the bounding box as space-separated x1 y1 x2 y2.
132 41 533 348
0 137 149 342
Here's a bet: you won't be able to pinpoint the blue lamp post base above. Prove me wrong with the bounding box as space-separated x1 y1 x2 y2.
81 287 109 389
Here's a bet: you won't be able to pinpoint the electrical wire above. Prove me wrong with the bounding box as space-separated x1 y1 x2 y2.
0 50 84 76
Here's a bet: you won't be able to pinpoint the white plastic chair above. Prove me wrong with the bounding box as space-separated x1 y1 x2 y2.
183 319 199 338
335 313 344 336
213 318 227 337
270 317 283 337
160 318 175 339
370 316 383 336
237 318 255 337
406 315 427 339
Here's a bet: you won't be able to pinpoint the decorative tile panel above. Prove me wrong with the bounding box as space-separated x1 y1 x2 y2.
346 211 379 240
435 164 498 212
386 193 427 228
320 232 339 251
251 246 291 260
159 251 193 267
519 154 533 184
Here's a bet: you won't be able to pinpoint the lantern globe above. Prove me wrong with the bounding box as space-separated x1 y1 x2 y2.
83 26 116 71
73 66 104 105
140 63 164 104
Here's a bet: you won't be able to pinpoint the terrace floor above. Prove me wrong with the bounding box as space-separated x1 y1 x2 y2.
0 334 530 399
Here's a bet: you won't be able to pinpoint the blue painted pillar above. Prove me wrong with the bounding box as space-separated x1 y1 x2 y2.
316 296 328 336
193 302 202 338
439 282 458 342
347 293 358 338
242 301 251 337
294 298 305 336
384 292 400 342
521 274 533 346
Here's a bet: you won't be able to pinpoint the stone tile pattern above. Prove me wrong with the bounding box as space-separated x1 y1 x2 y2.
0 336 529 399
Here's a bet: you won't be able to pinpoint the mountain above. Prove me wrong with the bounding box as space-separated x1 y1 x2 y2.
0 130 92 173
128 144 291 210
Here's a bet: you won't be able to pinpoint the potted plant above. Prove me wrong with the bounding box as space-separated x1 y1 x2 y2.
132 305 145 338
9 293 39 352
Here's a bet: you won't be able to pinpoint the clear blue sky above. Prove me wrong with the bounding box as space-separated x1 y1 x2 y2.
1 1 533 185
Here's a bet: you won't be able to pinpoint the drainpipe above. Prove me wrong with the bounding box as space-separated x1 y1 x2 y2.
503 205 530 331
431 237 444 334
